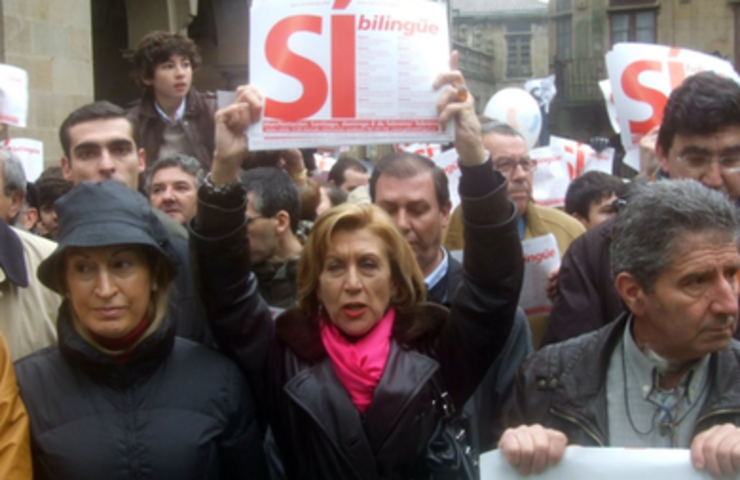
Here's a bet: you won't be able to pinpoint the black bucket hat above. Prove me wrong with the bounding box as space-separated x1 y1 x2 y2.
37 181 178 293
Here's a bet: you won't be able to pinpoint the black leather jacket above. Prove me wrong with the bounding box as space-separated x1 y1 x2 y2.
189 163 523 479
503 312 740 446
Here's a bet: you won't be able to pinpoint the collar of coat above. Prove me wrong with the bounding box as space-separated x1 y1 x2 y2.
542 312 740 443
133 88 203 120
275 302 451 363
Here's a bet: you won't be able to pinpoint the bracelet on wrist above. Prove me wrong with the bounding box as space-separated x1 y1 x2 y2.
203 172 241 195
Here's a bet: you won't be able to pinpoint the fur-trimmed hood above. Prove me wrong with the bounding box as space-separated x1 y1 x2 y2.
275 302 451 364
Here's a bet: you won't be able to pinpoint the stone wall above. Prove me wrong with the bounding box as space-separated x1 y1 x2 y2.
2 0 94 167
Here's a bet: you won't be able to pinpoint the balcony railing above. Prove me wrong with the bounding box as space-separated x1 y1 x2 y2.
454 42 495 83
553 56 607 103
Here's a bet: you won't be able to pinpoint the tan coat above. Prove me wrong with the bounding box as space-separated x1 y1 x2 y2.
0 228 60 360
444 201 585 348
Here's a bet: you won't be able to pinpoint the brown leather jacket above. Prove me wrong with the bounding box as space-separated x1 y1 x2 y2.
127 89 217 170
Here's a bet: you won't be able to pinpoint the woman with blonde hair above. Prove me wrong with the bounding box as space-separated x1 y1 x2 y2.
14 181 268 480
189 69 524 479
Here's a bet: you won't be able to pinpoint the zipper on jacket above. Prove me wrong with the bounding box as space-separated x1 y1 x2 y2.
550 408 605 446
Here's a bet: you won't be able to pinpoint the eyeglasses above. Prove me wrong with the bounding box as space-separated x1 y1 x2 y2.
676 154 740 173
493 157 537 174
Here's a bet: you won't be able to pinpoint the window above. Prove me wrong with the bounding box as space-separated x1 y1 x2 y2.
507 37 532 78
556 16 572 59
507 21 532 78
556 0 571 12
611 10 656 45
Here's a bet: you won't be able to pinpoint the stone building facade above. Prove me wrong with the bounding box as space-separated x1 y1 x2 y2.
451 0 549 113
1 0 93 165
550 0 740 144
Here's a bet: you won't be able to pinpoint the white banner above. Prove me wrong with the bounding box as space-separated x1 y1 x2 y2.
549 136 614 179
395 142 442 159
4 138 43 182
524 74 557 114
531 146 569 208
598 79 620 135
520 233 560 316
606 43 740 158
480 447 713 480
431 147 460 213
0 64 28 127
248 0 453 149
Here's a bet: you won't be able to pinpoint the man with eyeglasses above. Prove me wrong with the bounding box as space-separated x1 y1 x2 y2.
444 118 585 347
239 167 304 310
542 71 740 348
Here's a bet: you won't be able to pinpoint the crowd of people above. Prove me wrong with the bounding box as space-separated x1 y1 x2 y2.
1 29 740 479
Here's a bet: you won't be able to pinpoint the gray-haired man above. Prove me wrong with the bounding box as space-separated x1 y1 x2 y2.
498 180 740 479
146 154 204 226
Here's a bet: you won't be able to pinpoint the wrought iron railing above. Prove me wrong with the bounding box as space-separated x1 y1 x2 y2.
553 56 607 103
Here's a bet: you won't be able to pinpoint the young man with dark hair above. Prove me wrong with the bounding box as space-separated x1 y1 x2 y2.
128 31 216 170
58 101 211 345
35 176 73 239
327 156 369 193
564 171 625 230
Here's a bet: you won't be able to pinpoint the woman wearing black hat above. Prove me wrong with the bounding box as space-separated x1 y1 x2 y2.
13 181 268 480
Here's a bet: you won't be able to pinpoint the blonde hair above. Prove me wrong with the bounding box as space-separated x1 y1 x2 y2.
297 203 426 316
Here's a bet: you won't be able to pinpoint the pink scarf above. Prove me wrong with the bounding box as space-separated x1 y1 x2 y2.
320 308 396 413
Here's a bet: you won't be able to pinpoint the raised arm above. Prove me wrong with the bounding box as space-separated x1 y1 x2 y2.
433 55 524 409
188 86 277 398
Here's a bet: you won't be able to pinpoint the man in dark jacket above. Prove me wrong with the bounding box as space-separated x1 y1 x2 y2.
499 180 740 479
59 101 211 344
239 167 304 311
128 31 216 171
369 151 533 450
544 71 740 346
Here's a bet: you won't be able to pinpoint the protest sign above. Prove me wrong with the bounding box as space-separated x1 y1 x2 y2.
606 43 740 170
395 142 442 159
599 79 620 134
431 147 460 212
549 135 614 179
524 74 557 114
519 234 560 316
4 138 43 182
248 0 453 150
480 447 712 480
531 146 569 208
0 65 28 128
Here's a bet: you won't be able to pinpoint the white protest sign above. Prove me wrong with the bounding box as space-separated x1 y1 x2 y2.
531 146 569 208
606 43 740 155
480 447 712 480
524 74 557 114
599 79 620 134
0 65 28 127
550 135 614 179
519 233 560 316
248 0 452 149
4 138 43 182
395 142 442 159
313 152 338 172
431 147 460 213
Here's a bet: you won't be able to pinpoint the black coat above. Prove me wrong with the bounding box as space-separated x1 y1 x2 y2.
14 307 268 480
504 312 740 446
190 165 523 479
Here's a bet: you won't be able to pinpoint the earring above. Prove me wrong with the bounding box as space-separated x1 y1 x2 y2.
152 281 158 292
